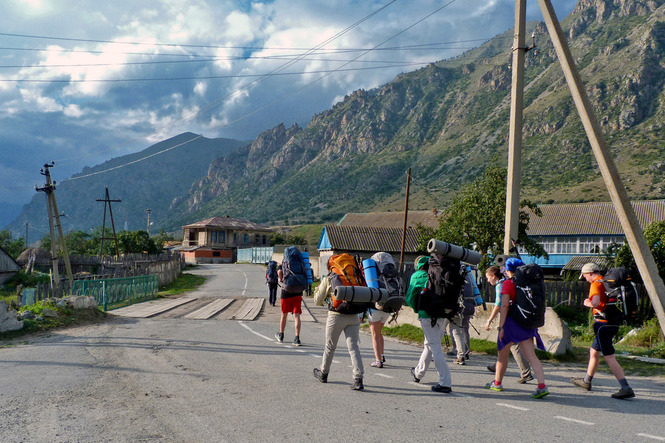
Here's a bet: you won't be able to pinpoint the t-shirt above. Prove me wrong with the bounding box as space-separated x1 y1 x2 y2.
589 276 607 321
494 278 506 307
500 278 516 303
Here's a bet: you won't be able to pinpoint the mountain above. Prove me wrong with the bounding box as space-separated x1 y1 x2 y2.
6 133 246 238
165 0 665 228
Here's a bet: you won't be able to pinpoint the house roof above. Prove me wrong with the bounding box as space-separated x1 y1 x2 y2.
561 255 614 272
320 225 421 253
526 200 665 236
338 210 440 229
183 216 273 232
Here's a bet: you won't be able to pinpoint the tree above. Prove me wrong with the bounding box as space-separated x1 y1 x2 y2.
417 162 547 270
615 220 665 282
152 229 175 250
0 229 26 259
118 230 159 254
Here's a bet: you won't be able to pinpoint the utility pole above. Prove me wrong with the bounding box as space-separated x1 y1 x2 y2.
399 168 411 274
146 209 152 236
96 187 121 258
35 162 73 292
25 222 28 247
530 0 665 336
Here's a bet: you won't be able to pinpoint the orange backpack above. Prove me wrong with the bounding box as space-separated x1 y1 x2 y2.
328 253 367 313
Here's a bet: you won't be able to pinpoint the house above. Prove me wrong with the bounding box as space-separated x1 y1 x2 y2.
180 216 273 264
317 225 422 274
337 210 440 229
0 246 20 285
519 200 665 272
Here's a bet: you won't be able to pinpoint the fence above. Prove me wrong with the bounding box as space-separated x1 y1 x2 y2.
237 247 274 264
71 275 159 310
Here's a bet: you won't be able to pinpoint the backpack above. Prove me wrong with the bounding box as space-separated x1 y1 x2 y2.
417 254 465 320
508 262 546 329
266 260 278 285
282 246 308 293
461 269 480 317
603 267 639 322
371 252 404 313
328 253 369 314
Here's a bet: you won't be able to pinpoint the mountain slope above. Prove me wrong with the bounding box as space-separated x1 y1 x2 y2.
166 0 665 228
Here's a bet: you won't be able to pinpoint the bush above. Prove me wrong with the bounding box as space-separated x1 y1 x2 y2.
618 317 664 348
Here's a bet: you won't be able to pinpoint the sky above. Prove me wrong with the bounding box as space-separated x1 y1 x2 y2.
0 0 578 211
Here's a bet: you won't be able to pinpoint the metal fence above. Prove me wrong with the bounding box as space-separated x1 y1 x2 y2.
71 275 159 310
237 247 274 264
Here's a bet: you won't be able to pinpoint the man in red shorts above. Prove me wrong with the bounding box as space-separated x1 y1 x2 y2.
275 264 303 346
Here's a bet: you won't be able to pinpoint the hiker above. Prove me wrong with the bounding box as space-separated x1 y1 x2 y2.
484 265 533 383
313 255 366 390
275 246 308 346
485 258 549 398
405 255 453 394
450 266 480 365
570 263 635 399
266 260 278 307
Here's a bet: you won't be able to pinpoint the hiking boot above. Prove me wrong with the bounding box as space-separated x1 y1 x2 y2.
410 367 420 383
275 333 284 343
611 387 635 399
487 364 496 373
313 368 327 383
381 355 386 363
531 386 550 399
518 374 534 384
464 353 470 360
351 378 364 390
485 381 503 391
431 384 452 393
570 377 591 391
293 336 301 346
370 361 383 368
453 357 465 365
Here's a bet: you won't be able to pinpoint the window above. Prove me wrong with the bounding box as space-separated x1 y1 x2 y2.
242 233 250 244
213 251 220 257
262 235 267 245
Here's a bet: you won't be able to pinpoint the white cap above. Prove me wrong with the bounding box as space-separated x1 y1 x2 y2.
579 262 600 279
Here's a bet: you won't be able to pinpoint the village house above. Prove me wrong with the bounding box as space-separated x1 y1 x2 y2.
0 246 20 285
180 216 273 264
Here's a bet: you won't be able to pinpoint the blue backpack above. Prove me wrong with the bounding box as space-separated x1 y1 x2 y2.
282 246 307 293
266 260 278 285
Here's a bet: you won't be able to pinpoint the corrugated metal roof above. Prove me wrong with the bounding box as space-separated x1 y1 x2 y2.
323 225 421 253
527 201 665 236
562 255 613 272
338 210 440 229
183 216 273 232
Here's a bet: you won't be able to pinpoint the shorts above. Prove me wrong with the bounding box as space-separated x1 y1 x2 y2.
591 321 620 356
497 316 545 352
280 295 303 314
368 309 390 324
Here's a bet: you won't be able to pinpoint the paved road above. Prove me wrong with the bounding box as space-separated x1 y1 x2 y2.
1 264 664 442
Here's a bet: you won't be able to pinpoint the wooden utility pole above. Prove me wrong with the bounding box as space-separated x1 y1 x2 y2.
399 168 411 273
36 162 73 292
534 0 665 336
504 0 527 255
96 187 121 258
146 208 152 235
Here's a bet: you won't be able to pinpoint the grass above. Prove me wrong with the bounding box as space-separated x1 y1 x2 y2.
157 272 206 297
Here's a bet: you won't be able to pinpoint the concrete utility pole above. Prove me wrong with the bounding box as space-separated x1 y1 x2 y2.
399 169 411 274
35 162 73 292
535 0 665 336
503 0 527 255
146 209 152 236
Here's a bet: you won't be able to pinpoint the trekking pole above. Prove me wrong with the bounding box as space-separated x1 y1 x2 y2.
469 321 481 335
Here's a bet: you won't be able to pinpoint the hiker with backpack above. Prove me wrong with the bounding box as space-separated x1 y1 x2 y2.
275 246 308 346
570 263 635 399
405 255 453 394
266 260 278 307
484 265 533 383
485 258 549 399
312 254 368 391
363 252 404 368
450 266 481 365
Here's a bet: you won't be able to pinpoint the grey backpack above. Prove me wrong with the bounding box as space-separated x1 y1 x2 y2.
372 252 404 313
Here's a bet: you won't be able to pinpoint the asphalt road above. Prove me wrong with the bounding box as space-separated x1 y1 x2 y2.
1 264 664 442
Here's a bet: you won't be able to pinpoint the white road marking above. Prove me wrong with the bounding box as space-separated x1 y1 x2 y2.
554 416 594 426
638 434 665 441
410 382 429 388
241 271 248 296
453 393 474 398
239 322 273 341
375 373 393 379
496 403 530 411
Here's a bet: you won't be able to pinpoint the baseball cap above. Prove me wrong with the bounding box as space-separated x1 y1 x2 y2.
579 262 600 279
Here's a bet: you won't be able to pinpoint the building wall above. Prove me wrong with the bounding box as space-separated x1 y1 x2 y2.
182 249 233 264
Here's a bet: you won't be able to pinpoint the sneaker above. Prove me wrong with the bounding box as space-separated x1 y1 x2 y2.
570 377 591 391
518 374 534 384
485 381 503 391
531 386 550 399
487 364 496 373
611 387 635 399
275 333 284 343
431 384 452 393
293 337 301 346
313 368 328 383
351 378 364 390
381 355 386 363
370 361 383 368
454 357 465 365
464 353 470 360
446 351 456 357
410 367 420 383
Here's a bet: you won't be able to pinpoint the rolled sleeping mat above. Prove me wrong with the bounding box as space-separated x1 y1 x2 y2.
427 239 482 265
334 286 389 304
306 269 313 285
362 258 380 289
495 254 509 267
301 252 313 284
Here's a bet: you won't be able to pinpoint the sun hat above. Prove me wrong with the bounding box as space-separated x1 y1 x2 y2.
579 262 600 279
